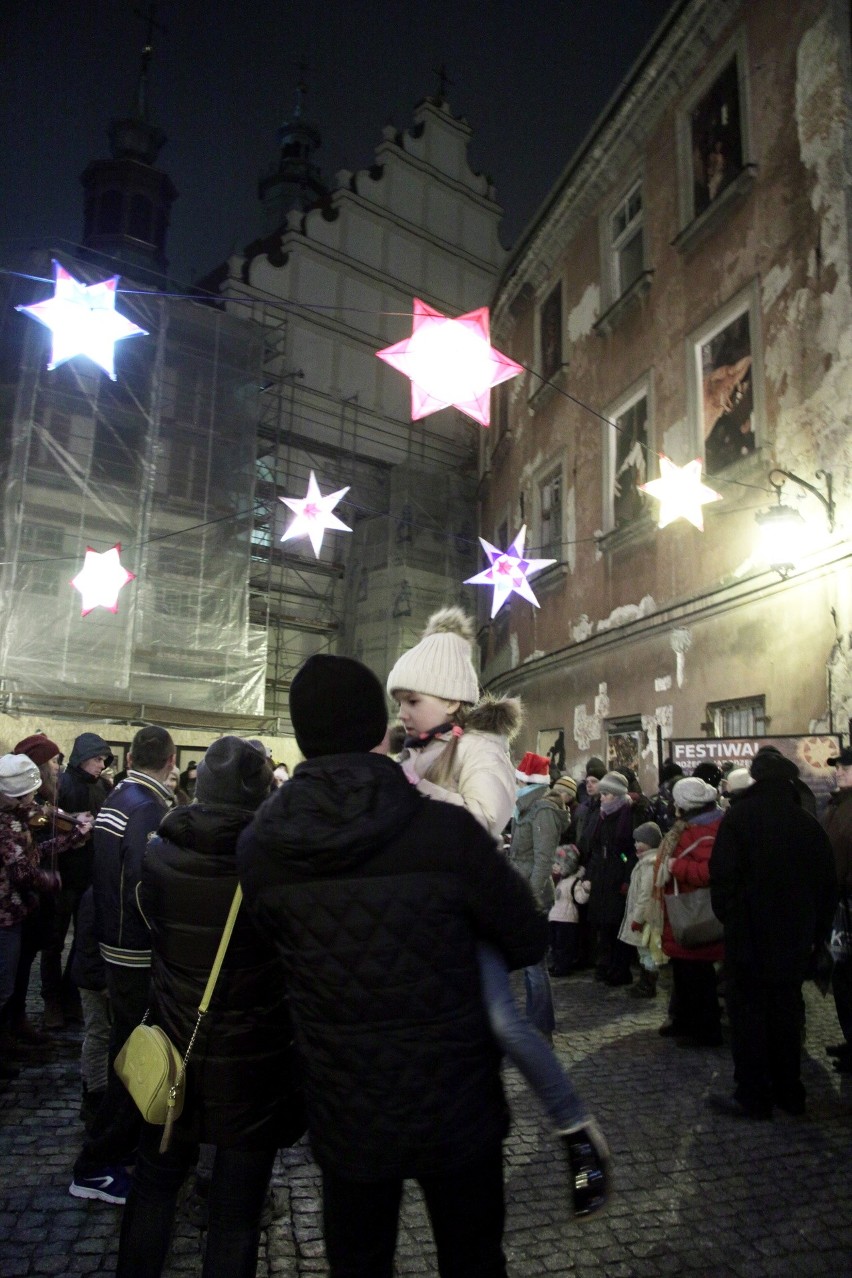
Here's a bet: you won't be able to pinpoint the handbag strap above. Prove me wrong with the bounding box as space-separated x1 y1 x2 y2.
198 884 243 1013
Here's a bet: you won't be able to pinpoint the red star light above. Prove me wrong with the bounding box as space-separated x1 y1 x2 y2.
376 298 523 427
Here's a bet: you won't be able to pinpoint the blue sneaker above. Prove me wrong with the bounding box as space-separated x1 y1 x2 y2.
69 1165 132 1204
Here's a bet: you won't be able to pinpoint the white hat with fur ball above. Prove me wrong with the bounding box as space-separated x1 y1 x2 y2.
386 608 480 705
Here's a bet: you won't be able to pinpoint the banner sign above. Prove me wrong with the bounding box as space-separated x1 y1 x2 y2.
670 734 841 814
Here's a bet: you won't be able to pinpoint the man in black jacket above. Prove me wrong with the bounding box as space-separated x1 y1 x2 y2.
238 654 547 1278
709 750 836 1120
69 725 175 1204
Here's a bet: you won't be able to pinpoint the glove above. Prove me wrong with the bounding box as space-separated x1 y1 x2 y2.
631 921 643 931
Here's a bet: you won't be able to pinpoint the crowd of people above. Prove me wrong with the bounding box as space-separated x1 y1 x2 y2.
0 609 849 1277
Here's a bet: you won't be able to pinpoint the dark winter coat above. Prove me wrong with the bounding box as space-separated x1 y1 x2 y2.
93 771 172 968
586 799 636 929
821 786 852 896
57 764 110 893
237 751 547 1181
69 886 106 992
712 775 838 982
140 804 304 1149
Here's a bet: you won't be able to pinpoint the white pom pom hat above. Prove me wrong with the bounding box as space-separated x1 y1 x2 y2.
387 607 479 705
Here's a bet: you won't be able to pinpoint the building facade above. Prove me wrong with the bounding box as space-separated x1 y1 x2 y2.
207 93 507 724
478 0 852 789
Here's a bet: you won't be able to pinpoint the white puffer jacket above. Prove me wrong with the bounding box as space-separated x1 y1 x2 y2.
398 697 522 840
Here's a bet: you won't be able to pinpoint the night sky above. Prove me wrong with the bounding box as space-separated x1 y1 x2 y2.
2 0 677 284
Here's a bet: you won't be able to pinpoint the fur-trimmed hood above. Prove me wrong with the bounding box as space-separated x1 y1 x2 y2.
465 696 522 742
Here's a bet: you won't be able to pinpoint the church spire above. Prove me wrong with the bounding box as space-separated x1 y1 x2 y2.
258 63 330 231
80 2 177 275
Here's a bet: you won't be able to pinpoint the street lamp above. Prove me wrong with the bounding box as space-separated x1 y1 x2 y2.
755 468 834 577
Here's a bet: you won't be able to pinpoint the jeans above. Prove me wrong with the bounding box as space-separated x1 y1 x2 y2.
477 944 585 1130
79 987 111 1094
74 963 149 1175
548 921 579 974
322 1143 507 1278
116 1123 276 1278
523 956 556 1036
40 884 83 1006
0 922 23 1015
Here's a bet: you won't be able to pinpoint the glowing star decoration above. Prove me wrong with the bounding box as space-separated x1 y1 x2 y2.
16 262 147 380
376 298 523 427
640 456 722 531
465 525 556 618
279 471 352 557
71 544 136 616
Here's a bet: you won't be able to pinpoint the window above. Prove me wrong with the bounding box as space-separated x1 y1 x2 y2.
690 59 743 218
602 379 652 534
30 406 74 472
128 193 153 242
610 182 644 298
688 283 761 475
676 35 752 232
538 283 563 382
19 524 64 596
98 189 123 235
706 697 766 737
539 469 562 560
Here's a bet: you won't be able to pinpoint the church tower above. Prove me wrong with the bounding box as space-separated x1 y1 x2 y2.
258 72 330 230
79 7 177 274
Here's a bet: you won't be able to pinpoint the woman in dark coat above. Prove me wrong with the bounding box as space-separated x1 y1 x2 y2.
586 771 636 985
115 737 304 1278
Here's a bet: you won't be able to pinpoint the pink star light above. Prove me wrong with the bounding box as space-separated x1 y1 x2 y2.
376 298 523 427
465 525 556 618
71 544 136 616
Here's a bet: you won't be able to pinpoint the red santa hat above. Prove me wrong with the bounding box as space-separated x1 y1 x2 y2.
515 752 551 784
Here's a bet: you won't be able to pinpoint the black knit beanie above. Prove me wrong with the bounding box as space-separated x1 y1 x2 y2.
289 654 388 758
196 736 272 809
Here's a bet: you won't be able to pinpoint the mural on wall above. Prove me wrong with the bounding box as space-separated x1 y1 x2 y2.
700 309 754 473
691 57 743 216
612 395 649 528
607 730 642 775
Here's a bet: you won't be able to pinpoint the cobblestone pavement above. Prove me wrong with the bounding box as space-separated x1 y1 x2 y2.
2 965 851 1277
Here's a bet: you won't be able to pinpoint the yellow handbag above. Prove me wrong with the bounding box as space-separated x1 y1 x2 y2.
114 885 242 1152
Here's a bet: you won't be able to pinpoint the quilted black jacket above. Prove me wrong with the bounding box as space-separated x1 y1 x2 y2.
238 752 547 1180
140 804 304 1149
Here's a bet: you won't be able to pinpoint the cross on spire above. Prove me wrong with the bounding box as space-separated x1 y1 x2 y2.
433 63 454 102
132 2 167 119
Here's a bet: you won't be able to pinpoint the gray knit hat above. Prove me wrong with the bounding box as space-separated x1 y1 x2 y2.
386 607 479 705
0 753 41 798
633 821 663 849
598 770 628 797
673 776 718 810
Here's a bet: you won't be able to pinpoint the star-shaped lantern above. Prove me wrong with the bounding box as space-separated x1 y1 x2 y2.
640 456 722 530
376 298 523 427
465 525 556 618
71 544 136 616
279 471 352 557
16 262 147 380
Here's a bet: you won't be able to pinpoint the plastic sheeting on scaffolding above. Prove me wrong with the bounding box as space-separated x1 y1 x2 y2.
0 252 267 716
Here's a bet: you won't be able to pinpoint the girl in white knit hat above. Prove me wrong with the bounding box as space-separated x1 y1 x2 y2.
387 608 609 1217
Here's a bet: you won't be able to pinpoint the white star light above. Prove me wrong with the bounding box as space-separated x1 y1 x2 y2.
640 456 722 530
16 262 147 380
71 544 136 616
465 525 556 618
279 471 352 557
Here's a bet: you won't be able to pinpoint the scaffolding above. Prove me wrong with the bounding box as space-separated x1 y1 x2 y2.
0 251 267 719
